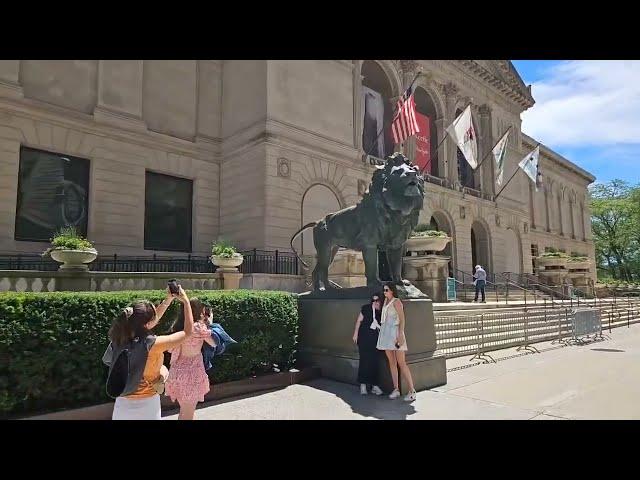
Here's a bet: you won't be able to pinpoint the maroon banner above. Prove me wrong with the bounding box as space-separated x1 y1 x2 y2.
414 112 431 173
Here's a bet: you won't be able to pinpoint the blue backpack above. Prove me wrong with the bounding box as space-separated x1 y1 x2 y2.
201 323 237 371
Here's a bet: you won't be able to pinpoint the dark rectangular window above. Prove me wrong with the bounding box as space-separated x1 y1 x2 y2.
15 146 90 242
144 171 193 252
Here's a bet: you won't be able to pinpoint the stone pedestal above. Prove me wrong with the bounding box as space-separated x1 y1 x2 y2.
301 249 367 288
297 294 447 394
538 269 568 289
403 254 450 302
55 272 92 291
214 270 243 290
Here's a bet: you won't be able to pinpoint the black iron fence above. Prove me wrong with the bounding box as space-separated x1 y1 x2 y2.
0 249 300 275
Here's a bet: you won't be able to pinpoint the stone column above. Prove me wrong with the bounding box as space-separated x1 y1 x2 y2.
479 104 494 196
557 192 564 236
442 82 459 185
544 188 551 232
353 60 364 153
570 197 576 239
580 202 586 240
93 60 147 131
434 118 446 178
0 60 23 99
529 184 536 229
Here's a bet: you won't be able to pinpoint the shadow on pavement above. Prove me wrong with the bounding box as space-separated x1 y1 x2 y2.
301 378 417 420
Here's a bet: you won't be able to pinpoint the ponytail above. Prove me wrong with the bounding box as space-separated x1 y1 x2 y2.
108 301 155 346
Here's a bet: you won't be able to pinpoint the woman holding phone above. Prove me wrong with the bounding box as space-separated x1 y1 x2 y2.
376 282 417 402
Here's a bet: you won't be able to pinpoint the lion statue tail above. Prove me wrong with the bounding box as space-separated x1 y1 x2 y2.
290 222 318 268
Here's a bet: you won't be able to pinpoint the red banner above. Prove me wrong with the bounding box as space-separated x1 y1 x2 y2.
414 112 431 173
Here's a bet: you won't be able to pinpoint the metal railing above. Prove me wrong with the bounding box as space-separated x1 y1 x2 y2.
435 297 640 360
0 249 300 275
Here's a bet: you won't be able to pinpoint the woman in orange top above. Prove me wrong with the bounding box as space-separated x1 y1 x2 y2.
108 285 194 420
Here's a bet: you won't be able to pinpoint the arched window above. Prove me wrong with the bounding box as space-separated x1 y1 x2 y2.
361 61 395 160
414 87 440 177
300 184 341 256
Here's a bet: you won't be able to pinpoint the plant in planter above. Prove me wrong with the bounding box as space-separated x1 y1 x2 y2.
536 250 569 272
405 224 451 253
211 239 244 271
42 226 97 271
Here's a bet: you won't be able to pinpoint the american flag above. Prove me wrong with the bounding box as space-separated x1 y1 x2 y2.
391 86 420 144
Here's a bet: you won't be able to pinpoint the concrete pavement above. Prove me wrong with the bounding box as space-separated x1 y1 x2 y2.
164 323 640 420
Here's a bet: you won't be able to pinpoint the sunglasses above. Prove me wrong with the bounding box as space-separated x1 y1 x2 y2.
371 298 380 302
383 288 390 292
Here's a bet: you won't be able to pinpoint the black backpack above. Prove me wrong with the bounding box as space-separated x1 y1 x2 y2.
103 336 156 399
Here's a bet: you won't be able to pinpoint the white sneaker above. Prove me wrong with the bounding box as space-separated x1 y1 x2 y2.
404 390 417 402
360 384 368 395
389 389 401 399
371 385 383 396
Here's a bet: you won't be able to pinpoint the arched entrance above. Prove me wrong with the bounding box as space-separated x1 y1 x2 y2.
503 228 522 274
414 87 440 177
301 184 341 256
471 220 491 274
361 61 396 159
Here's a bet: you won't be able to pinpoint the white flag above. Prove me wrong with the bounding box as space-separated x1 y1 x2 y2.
446 105 478 169
493 129 510 186
518 145 540 191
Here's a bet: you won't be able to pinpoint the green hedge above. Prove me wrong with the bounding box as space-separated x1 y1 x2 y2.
0 290 298 418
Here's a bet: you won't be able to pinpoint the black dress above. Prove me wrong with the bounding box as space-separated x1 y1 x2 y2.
357 304 383 385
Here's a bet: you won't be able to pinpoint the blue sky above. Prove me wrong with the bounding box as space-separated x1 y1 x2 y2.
511 60 640 186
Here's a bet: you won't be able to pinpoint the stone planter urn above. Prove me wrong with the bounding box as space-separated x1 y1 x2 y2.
405 236 451 254
211 254 244 272
50 248 98 271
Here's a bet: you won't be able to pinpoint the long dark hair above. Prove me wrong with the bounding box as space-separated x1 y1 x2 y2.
108 300 156 346
171 298 206 332
384 282 398 299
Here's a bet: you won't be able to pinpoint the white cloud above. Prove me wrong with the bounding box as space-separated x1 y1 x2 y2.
521 61 640 147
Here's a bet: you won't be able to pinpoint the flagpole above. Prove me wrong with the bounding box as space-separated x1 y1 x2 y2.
494 142 541 201
493 167 520 201
474 125 512 172
420 102 472 177
364 72 422 164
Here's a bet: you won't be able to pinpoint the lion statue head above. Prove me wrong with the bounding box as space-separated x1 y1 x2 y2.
368 152 425 219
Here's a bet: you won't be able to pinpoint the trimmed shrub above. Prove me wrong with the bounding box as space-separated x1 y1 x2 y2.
0 289 298 418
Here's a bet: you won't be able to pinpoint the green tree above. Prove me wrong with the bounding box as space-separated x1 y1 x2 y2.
590 179 640 281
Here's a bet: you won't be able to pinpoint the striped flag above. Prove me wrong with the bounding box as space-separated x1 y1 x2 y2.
391 86 420 144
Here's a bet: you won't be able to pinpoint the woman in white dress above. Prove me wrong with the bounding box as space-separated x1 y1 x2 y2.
376 282 417 402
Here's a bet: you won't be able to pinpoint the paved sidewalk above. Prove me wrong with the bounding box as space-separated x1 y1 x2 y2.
164 323 640 420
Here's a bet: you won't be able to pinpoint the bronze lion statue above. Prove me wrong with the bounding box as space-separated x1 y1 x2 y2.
291 152 425 290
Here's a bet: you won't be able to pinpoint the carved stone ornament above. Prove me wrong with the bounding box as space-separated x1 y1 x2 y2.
277 158 290 178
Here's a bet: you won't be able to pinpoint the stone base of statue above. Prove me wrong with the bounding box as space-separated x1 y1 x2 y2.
403 254 450 302
297 291 447 394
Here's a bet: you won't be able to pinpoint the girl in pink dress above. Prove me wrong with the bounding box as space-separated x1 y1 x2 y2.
165 298 216 420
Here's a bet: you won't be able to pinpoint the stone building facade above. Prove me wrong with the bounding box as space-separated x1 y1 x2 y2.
0 60 596 279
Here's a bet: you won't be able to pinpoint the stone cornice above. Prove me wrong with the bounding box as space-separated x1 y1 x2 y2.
521 133 596 184
0 94 222 161
455 60 535 110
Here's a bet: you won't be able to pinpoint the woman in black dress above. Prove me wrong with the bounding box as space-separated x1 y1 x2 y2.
352 293 384 395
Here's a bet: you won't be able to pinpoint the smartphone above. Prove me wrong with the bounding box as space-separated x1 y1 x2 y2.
168 279 180 295
395 343 401 349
